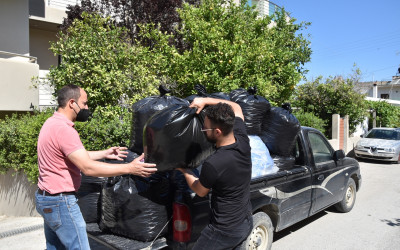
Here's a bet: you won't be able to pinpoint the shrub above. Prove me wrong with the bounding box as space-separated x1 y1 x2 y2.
0 109 53 182
0 106 131 183
293 110 326 135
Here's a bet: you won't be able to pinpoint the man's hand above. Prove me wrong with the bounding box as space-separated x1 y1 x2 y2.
128 153 157 177
189 97 244 120
189 98 208 114
104 146 128 161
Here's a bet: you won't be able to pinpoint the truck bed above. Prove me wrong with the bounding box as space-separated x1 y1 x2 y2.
86 223 168 250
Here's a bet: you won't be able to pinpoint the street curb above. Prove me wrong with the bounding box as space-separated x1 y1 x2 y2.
0 224 43 239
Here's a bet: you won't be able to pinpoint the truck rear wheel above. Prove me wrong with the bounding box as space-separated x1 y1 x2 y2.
239 212 273 250
334 178 356 213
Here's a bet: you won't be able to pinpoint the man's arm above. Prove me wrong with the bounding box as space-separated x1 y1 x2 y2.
177 168 210 197
68 149 157 178
189 97 244 120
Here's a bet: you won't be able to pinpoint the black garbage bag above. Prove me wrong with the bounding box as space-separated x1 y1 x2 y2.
129 85 189 154
99 172 172 242
185 84 230 103
144 104 214 171
77 151 138 224
77 174 105 223
260 104 300 157
229 87 271 135
271 155 296 170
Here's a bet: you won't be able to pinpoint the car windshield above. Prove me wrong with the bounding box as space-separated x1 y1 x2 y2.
366 129 400 140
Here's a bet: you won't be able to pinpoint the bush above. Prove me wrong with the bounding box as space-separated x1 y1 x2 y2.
75 106 131 151
0 106 131 183
0 109 53 182
292 73 367 136
293 110 326 135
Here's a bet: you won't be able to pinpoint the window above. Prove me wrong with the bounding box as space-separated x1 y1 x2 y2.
366 129 400 140
294 136 305 165
308 132 333 163
381 94 389 99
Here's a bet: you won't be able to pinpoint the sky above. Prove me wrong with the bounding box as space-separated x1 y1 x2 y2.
270 0 400 83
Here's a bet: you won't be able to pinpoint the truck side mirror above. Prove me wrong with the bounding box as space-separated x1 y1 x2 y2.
333 150 345 161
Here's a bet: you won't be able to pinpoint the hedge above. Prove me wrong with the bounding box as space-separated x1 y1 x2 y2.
0 106 130 183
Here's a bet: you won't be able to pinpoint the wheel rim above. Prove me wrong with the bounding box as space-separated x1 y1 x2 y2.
247 224 268 249
345 184 355 207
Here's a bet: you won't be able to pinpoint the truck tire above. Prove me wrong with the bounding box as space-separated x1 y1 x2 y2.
239 212 273 250
334 178 356 213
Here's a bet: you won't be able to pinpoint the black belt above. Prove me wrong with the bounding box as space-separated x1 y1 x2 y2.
37 188 76 196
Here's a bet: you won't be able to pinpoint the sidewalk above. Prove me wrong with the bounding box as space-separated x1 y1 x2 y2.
0 215 112 250
0 215 46 250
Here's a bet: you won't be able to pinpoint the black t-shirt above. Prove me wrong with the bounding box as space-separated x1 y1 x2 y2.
199 117 252 231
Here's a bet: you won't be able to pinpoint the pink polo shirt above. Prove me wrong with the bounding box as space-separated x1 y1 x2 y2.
37 112 85 194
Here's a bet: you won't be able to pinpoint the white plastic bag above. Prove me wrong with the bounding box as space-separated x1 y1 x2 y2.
249 135 278 178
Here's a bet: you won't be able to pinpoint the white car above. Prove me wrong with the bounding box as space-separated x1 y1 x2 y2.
354 128 400 163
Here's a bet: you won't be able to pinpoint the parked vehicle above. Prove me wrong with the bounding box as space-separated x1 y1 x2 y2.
87 126 362 250
354 127 400 163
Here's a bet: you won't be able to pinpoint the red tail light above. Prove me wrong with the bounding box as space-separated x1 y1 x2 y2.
173 202 192 242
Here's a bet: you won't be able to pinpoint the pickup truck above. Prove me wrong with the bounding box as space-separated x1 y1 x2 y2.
86 126 362 250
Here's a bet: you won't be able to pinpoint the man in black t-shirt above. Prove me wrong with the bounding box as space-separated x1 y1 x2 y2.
177 97 253 250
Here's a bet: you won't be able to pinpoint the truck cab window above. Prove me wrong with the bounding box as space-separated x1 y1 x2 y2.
308 132 333 164
294 136 305 165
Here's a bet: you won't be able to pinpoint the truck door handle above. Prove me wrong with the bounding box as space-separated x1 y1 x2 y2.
317 175 324 181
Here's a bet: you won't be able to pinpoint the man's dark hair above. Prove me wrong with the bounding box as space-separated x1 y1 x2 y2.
204 103 235 136
57 84 81 108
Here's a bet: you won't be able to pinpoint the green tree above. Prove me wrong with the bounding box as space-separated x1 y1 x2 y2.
143 0 311 104
292 73 367 138
49 12 162 110
61 0 199 50
366 100 400 128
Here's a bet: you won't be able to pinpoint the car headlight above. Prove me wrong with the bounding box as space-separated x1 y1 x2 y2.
385 147 395 152
355 144 363 150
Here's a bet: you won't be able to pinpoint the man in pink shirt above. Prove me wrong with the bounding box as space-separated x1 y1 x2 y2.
35 84 157 250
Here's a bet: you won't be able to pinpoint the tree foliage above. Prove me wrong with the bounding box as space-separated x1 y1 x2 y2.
292 73 367 137
293 110 326 134
62 0 198 50
147 0 312 104
50 13 163 110
366 100 400 128
60 0 311 104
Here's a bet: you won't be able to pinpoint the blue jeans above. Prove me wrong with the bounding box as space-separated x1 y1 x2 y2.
35 190 90 250
193 216 253 250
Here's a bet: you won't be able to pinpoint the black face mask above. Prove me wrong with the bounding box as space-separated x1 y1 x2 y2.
74 102 91 122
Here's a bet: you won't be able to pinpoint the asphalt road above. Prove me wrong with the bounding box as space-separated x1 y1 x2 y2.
272 160 400 250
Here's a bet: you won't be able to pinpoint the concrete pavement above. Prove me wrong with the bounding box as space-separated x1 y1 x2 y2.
0 215 112 250
0 215 46 250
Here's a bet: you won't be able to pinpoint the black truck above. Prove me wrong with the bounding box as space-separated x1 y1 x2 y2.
86 126 361 250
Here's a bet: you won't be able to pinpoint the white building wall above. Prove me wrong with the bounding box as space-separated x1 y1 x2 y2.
0 59 39 111
253 0 269 16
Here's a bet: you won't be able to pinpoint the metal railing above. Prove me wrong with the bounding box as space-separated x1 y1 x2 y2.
268 1 281 15
0 51 37 63
48 0 80 9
